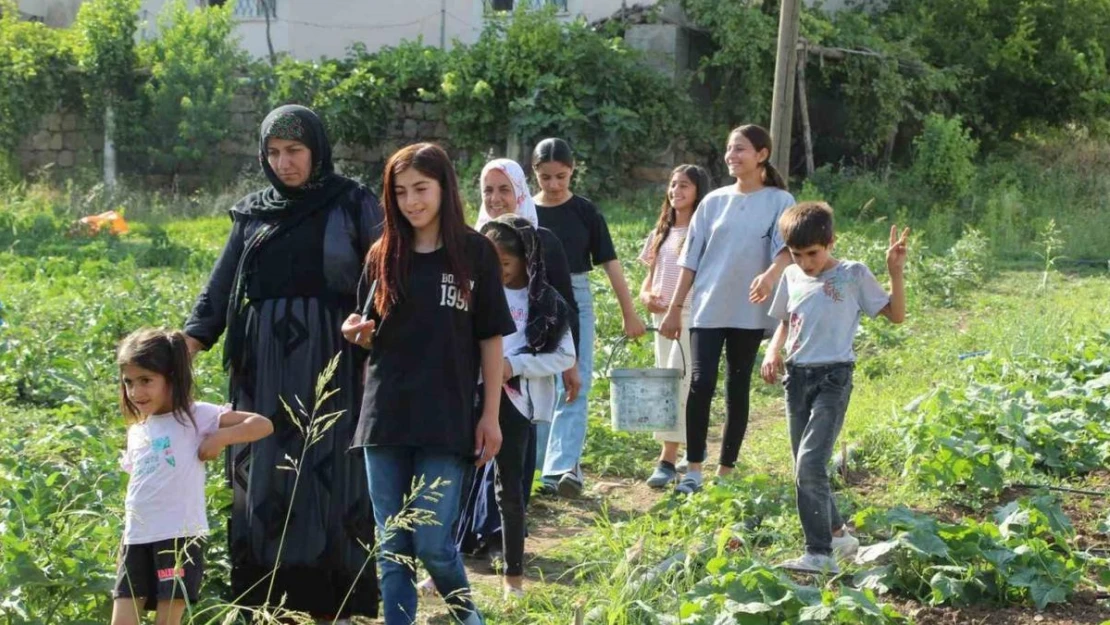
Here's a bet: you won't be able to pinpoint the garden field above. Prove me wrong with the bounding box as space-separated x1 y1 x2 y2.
1 176 1109 624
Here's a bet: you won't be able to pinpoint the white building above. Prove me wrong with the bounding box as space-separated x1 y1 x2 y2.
17 0 634 60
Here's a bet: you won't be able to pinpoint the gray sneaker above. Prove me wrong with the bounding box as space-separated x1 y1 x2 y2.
831 529 860 559
557 473 583 498
674 474 702 495
676 456 689 473
779 552 840 574
645 462 678 488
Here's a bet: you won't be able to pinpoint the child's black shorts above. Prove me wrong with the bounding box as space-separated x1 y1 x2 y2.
113 537 204 609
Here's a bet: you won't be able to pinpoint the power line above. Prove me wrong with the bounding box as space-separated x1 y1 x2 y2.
269 12 440 31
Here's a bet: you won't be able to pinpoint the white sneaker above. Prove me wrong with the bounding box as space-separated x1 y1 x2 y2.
779 552 840 574
831 529 860 559
503 585 525 600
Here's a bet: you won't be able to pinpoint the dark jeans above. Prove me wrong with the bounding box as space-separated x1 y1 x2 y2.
785 362 853 556
685 328 764 466
494 393 532 577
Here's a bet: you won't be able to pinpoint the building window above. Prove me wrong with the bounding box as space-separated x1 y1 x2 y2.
206 0 276 19
485 0 569 13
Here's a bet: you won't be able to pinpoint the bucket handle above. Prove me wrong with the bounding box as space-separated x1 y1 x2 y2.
603 326 687 378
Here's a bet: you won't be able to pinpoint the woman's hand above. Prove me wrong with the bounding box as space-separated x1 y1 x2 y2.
639 290 668 314
659 307 682 341
473 412 502 467
562 365 582 403
749 270 776 304
623 314 647 339
502 358 514 383
341 313 375 349
184 335 206 360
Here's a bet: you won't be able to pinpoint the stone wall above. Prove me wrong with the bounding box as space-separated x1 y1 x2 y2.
17 111 101 174
15 94 690 187
16 95 454 186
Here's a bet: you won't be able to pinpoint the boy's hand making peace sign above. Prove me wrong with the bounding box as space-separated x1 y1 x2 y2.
886 225 910 276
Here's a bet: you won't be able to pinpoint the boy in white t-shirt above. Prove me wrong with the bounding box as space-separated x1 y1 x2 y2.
113 329 273 625
761 202 909 574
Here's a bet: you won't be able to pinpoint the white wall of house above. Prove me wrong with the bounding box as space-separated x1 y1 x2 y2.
18 0 850 60
17 0 82 26
19 0 639 59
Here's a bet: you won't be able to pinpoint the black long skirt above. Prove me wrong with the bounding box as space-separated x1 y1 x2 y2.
228 295 377 618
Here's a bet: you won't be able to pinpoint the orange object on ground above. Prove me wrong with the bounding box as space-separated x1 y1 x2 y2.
78 211 129 235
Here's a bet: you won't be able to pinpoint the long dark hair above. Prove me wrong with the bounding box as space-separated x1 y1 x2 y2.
117 328 195 428
368 143 471 315
649 164 712 262
732 124 788 190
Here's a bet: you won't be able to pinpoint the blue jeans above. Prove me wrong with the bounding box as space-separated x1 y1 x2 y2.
538 272 595 481
363 447 483 625
784 363 853 557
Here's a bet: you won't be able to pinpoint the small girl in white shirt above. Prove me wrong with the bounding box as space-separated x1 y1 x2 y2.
112 328 272 625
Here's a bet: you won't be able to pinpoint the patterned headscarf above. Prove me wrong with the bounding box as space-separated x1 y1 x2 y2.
232 105 355 216
475 159 538 228
480 214 570 354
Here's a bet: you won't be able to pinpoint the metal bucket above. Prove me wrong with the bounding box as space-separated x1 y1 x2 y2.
606 328 687 432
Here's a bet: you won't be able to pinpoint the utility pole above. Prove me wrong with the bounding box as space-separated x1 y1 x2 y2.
440 0 446 50
769 0 802 177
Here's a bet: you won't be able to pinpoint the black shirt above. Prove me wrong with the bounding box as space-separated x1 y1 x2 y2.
351 232 515 456
535 196 618 274
537 227 580 347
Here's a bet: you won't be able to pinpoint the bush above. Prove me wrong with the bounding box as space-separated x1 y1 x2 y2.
72 0 141 118
0 1 77 157
125 1 244 177
910 114 979 202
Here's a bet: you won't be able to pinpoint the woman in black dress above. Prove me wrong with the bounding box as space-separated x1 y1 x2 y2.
184 105 381 621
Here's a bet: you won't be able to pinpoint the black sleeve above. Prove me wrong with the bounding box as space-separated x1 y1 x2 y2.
585 198 618 266
472 235 516 340
539 228 580 348
183 216 246 348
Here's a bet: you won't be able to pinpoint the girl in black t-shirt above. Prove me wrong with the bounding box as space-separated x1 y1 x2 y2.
342 143 514 625
531 137 646 498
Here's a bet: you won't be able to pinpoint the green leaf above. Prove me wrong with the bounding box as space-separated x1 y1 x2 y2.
903 529 949 558
798 604 834 620
725 600 773 614
929 571 966 605
855 539 899 564
1030 579 1069 609
854 565 895 594
706 556 728 575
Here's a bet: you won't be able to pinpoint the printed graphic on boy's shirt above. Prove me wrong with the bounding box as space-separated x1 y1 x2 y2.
152 436 176 468
822 275 846 303
440 273 474 311
787 313 803 356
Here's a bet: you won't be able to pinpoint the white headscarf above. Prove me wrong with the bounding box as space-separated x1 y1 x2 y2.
475 158 538 229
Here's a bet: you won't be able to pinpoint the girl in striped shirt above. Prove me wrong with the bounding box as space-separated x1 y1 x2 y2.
637 164 712 488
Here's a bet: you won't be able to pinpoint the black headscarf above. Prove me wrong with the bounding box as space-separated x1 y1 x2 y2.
481 214 571 354
232 104 357 216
